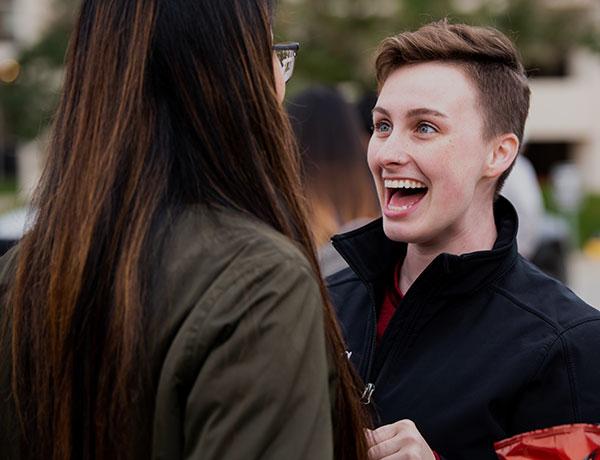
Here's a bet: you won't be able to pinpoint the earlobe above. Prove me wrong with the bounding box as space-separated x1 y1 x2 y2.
484 134 520 179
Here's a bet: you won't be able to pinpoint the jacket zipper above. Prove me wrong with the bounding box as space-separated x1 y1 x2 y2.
329 238 383 405
372 289 438 394
360 284 379 404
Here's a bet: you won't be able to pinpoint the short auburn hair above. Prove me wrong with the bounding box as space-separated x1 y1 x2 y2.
375 20 531 196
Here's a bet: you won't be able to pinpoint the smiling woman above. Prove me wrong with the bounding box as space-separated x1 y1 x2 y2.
328 19 600 460
369 61 504 249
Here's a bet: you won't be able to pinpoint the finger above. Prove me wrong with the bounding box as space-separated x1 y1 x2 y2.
366 429 377 448
370 420 415 445
370 424 399 445
368 434 409 459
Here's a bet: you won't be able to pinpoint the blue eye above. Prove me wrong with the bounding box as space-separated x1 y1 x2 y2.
416 123 437 134
374 121 392 134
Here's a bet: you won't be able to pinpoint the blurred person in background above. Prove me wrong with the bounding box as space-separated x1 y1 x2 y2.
500 155 544 259
287 86 379 277
356 91 379 151
0 1 370 459
328 20 600 459
502 154 569 282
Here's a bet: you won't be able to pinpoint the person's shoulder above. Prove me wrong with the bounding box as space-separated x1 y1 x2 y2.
325 267 369 315
165 205 311 273
150 205 321 362
326 265 361 289
491 255 600 332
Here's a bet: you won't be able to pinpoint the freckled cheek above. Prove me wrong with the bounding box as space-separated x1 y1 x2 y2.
426 150 467 201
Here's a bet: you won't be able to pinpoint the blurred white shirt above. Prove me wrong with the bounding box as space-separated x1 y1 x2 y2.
501 156 545 259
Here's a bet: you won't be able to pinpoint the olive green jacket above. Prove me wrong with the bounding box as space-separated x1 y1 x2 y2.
0 206 334 459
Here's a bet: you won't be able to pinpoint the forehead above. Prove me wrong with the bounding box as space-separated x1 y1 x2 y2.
377 62 480 118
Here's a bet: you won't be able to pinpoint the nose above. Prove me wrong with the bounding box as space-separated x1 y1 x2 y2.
368 130 412 168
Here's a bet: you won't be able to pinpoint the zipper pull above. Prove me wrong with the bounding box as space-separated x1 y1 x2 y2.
361 383 375 405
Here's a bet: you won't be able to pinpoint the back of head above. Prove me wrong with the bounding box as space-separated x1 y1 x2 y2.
3 1 369 459
288 86 378 245
375 20 531 195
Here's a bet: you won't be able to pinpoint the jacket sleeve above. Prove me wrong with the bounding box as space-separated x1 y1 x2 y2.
510 318 600 433
180 257 334 460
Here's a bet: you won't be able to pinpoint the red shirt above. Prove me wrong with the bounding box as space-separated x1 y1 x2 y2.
377 263 442 460
377 262 403 344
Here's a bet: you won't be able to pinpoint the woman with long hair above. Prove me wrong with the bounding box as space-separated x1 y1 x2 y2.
0 1 369 459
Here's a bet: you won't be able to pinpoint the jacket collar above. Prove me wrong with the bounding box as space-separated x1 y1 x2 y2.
331 196 519 297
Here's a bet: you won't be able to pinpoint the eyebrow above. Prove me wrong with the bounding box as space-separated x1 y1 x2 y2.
407 107 448 119
372 106 448 119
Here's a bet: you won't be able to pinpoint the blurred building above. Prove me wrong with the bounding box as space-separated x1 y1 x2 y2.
0 0 53 197
1 0 53 49
520 0 600 197
453 0 600 192
0 0 18 183
527 47 600 193
2 0 600 199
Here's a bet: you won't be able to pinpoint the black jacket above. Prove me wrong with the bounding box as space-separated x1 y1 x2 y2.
327 197 600 459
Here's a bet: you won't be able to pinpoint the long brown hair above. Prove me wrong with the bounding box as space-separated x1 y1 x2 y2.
4 0 369 459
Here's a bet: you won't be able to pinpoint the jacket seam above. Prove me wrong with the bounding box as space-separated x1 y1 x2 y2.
490 284 595 418
560 334 580 420
181 254 314 378
529 319 600 420
490 285 560 333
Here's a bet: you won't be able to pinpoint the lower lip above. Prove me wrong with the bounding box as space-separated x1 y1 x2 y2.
383 191 426 219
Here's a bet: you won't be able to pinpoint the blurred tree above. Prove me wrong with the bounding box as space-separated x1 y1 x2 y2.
0 0 76 141
276 0 600 92
1 0 599 140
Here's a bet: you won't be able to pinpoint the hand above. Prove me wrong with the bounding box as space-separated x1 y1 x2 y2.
366 419 436 460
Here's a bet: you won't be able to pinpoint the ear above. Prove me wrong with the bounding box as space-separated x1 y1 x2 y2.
483 133 520 179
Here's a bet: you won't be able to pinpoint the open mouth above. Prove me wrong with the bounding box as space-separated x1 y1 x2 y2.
384 179 428 212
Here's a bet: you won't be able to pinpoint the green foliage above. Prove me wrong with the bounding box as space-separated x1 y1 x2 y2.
0 2 75 141
0 176 17 194
277 0 600 91
542 184 600 247
2 0 600 140
579 194 600 246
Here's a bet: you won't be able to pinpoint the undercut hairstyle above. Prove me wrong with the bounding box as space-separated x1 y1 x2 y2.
375 19 531 196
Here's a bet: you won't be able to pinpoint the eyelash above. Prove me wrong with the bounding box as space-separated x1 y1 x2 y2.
373 120 439 137
373 120 392 134
415 122 438 134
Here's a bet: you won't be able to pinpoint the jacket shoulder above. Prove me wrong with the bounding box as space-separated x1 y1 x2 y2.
165 206 309 269
326 266 360 288
153 205 315 336
152 209 333 459
491 256 600 332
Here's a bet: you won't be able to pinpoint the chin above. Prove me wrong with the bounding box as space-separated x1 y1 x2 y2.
383 217 444 245
382 220 419 243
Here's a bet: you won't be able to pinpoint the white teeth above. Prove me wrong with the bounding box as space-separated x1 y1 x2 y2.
384 179 427 189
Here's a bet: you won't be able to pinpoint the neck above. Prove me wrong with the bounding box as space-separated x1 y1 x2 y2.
399 204 498 294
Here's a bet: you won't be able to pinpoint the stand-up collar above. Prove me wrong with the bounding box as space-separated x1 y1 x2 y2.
331 197 519 297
